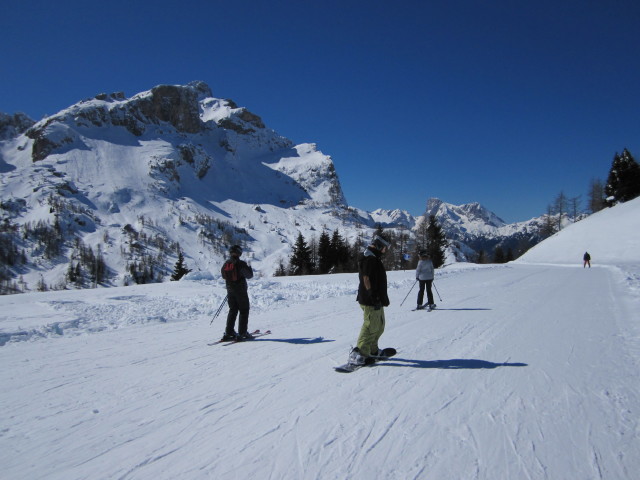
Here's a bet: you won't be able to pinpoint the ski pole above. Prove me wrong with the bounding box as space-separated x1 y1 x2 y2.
400 280 418 306
210 294 228 325
433 282 442 302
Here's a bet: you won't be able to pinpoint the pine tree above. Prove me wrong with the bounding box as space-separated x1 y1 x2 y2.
308 235 319 274
425 215 447 268
171 251 191 281
506 248 515 262
330 229 349 273
397 225 410 270
289 232 313 275
605 148 640 205
36 275 48 292
317 230 332 274
66 262 78 285
92 248 107 285
274 259 287 277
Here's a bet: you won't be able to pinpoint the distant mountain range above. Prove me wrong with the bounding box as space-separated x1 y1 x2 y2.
423 198 546 261
1 82 547 292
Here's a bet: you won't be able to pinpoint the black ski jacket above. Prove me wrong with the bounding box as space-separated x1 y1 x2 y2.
356 246 389 307
221 258 253 291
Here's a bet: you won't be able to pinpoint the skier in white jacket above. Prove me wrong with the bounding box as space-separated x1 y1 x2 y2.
415 250 435 310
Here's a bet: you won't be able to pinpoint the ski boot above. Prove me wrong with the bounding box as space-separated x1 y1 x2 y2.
220 331 237 341
237 331 255 341
348 347 374 365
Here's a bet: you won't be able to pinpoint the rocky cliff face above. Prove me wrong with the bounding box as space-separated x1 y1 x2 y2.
0 112 34 141
25 82 212 161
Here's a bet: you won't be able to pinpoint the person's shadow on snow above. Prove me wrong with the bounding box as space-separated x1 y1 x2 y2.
381 358 527 369
432 308 491 311
256 337 334 345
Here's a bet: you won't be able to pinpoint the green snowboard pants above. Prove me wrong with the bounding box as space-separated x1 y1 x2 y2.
357 304 386 357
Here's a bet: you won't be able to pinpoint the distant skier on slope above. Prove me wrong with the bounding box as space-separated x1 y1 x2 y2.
583 251 591 268
348 235 392 366
415 250 436 310
220 245 254 341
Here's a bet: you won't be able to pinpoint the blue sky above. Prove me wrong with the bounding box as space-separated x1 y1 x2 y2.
2 0 638 222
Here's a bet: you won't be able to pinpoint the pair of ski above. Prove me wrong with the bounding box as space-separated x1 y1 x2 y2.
208 329 272 346
334 348 397 373
412 304 435 312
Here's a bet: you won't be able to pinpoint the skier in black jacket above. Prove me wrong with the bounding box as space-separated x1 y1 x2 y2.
349 235 391 365
220 245 254 341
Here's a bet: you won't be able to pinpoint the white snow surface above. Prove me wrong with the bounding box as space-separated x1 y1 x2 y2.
517 196 640 265
1 201 639 479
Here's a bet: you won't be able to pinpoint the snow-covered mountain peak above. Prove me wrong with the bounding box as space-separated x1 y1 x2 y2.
370 208 415 228
426 197 505 228
9 81 341 206
0 82 354 289
417 197 548 262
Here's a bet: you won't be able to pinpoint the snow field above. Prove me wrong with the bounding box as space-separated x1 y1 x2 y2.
1 263 638 479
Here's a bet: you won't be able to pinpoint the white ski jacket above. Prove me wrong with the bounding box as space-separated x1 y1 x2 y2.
416 259 434 281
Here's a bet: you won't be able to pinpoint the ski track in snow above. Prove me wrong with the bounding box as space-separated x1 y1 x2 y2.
0 264 639 479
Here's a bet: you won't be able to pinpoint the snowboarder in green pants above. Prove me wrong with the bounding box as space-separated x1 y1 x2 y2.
349 235 391 366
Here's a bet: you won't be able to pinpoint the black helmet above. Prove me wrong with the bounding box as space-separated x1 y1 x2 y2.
371 235 391 250
419 249 428 256
229 245 243 255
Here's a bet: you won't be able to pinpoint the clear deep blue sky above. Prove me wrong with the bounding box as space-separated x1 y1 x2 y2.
2 0 639 222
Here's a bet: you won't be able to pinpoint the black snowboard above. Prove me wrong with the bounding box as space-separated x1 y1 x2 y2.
334 348 397 373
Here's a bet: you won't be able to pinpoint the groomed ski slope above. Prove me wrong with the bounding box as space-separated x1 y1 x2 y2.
1 261 639 479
